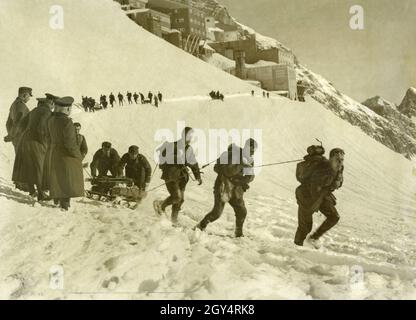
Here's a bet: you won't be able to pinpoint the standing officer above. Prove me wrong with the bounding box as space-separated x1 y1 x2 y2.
46 97 84 211
4 86 33 152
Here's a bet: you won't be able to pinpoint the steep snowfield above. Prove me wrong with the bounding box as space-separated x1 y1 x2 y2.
0 0 416 300
1 96 415 299
0 0 253 106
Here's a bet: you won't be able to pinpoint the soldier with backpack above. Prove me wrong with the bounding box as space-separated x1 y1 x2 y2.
294 145 345 248
195 139 258 238
153 127 202 224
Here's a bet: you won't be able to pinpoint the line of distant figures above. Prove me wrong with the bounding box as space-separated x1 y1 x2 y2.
82 91 163 112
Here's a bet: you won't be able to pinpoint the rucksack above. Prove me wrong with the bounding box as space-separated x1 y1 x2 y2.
296 145 326 184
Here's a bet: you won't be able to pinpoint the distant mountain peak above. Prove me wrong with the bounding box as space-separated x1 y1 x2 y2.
361 96 396 117
398 87 416 118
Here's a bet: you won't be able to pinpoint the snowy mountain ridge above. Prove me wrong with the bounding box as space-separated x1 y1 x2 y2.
204 0 416 159
398 87 416 119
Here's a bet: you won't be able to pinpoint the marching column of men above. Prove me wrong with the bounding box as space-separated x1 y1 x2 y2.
4 87 345 243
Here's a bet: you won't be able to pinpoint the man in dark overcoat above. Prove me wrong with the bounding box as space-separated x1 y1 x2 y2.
46 96 84 211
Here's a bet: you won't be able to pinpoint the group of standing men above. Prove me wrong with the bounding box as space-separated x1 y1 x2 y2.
5 87 86 210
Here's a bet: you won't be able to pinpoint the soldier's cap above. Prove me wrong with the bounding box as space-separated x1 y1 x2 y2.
45 93 60 101
55 96 74 107
18 87 33 96
102 141 112 149
128 145 139 154
36 97 48 103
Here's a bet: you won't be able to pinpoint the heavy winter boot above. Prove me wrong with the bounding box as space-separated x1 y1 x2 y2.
60 198 70 211
194 217 210 231
37 190 51 202
171 208 179 224
235 227 244 238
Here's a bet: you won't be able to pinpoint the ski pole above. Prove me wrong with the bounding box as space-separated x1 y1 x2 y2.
254 159 303 168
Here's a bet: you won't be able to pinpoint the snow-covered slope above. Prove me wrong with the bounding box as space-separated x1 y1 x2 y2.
0 0 253 110
1 96 415 299
0 0 415 300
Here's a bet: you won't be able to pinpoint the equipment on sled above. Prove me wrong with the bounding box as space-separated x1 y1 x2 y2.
85 176 147 203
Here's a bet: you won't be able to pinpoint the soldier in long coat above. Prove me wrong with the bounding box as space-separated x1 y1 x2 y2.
12 94 57 200
4 87 32 153
45 97 84 211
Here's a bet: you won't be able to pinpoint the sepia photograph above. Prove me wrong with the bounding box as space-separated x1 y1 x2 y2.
0 0 415 306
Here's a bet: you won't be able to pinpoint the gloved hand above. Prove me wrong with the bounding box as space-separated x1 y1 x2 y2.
197 178 203 185
3 135 12 142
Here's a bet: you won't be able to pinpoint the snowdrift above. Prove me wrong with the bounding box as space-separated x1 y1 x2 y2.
0 0 415 300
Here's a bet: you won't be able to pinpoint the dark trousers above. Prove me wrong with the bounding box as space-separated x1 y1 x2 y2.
200 191 247 232
162 179 188 221
294 196 340 245
199 177 247 234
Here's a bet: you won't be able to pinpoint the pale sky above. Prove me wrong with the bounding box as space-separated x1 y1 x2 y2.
218 0 416 104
